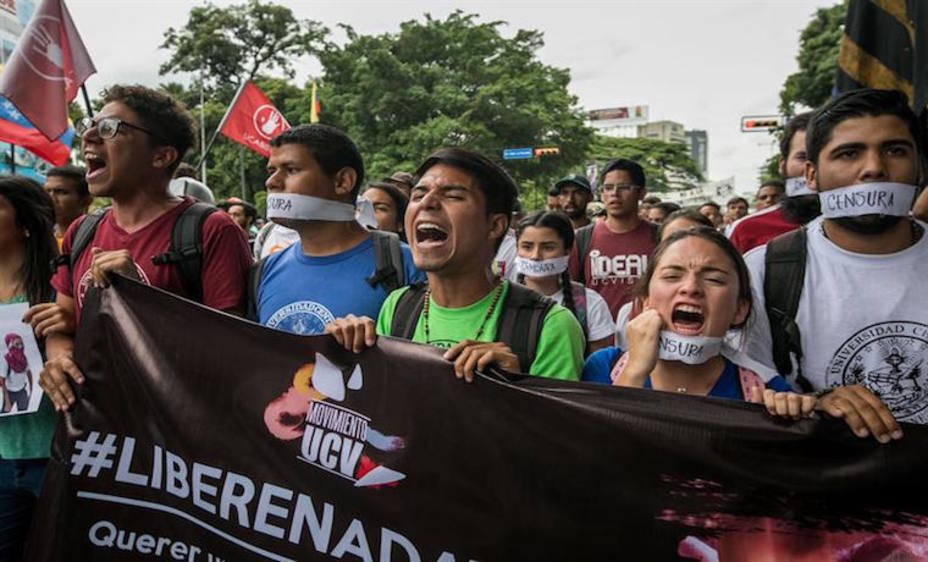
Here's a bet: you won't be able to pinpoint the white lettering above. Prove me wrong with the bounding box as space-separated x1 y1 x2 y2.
380 527 420 562
219 471 255 527
115 437 149 486
192 462 222 515
254 483 293 539
165 451 189 499
89 520 116 547
288 494 334 552
331 518 374 562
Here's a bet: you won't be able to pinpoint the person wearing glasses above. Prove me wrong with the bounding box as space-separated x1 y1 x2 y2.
37 85 252 412
568 159 657 318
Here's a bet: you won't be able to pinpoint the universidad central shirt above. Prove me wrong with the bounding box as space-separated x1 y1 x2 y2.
375 281 585 380
257 235 424 335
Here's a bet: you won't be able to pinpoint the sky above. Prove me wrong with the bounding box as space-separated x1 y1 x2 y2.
67 0 838 194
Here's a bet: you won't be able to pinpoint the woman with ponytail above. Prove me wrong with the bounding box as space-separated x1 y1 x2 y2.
515 211 614 354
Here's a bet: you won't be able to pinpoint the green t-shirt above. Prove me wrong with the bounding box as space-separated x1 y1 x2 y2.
376 281 584 380
0 295 57 460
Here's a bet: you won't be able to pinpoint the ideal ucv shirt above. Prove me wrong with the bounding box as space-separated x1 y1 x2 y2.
738 216 928 424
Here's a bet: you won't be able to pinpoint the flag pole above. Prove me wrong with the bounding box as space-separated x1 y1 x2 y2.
196 80 247 170
239 145 246 201
80 85 93 118
199 63 207 184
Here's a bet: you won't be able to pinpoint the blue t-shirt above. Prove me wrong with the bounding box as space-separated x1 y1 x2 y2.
257 236 424 335
581 347 793 400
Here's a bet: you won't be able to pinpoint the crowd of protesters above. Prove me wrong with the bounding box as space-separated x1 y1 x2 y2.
0 83 924 558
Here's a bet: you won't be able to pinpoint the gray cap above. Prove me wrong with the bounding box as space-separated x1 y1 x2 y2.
169 178 215 204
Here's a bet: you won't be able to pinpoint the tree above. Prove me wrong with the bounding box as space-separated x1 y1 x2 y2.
779 3 846 115
160 0 327 97
587 135 702 193
317 12 593 200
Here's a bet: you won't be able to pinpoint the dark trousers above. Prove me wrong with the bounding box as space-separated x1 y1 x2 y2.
0 458 46 562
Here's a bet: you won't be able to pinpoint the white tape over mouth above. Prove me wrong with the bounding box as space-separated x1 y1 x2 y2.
658 331 723 365
818 182 916 218
785 176 816 197
266 193 358 222
514 256 570 278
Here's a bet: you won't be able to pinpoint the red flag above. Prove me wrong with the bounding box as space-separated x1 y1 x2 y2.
218 81 290 158
0 0 95 141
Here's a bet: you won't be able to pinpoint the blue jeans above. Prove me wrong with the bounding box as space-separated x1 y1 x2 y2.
0 458 46 562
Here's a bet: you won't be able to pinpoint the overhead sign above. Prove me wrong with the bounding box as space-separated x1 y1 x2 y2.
502 147 533 160
588 105 649 124
741 115 784 132
534 147 560 157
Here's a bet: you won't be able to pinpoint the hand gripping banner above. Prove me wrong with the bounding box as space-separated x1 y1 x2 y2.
27 277 928 561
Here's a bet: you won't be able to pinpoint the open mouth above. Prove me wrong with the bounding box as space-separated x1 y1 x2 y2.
671 304 705 335
415 222 449 247
85 154 107 180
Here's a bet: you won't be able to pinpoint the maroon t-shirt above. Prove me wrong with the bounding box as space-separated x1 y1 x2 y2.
728 204 800 254
568 219 656 318
52 198 253 322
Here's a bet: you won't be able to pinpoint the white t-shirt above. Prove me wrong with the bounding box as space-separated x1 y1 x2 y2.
549 286 615 343
615 301 632 350
738 216 928 423
2 363 28 392
493 230 520 282
254 222 300 260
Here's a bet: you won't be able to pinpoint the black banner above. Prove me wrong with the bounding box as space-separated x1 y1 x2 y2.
27 278 928 561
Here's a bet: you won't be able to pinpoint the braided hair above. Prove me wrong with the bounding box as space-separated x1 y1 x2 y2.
514 211 581 323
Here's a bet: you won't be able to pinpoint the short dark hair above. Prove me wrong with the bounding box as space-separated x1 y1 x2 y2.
547 186 560 197
46 165 89 197
642 195 662 205
726 196 749 207
700 201 720 211
806 89 921 166
365 181 409 224
102 85 197 176
174 162 198 179
415 147 518 219
779 112 811 160
654 201 680 215
759 180 785 194
270 124 365 198
657 208 713 240
602 158 646 188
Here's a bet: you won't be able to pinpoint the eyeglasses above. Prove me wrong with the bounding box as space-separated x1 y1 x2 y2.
76 116 163 141
600 183 640 193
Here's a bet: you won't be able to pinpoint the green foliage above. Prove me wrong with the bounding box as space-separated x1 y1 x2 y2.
317 11 593 200
160 0 327 97
779 3 846 115
759 152 781 184
587 135 702 192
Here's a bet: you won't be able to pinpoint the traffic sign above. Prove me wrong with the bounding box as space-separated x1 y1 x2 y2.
502 147 534 160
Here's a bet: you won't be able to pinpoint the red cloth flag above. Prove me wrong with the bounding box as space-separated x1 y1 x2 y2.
0 0 95 141
219 81 290 158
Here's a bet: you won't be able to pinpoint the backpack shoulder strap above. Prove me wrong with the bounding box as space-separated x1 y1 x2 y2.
575 223 594 281
763 227 812 391
152 202 217 303
367 231 405 293
495 283 556 373
57 208 109 293
569 281 590 335
389 284 428 339
245 256 268 322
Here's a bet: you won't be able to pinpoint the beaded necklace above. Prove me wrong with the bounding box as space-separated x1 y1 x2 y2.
422 283 504 345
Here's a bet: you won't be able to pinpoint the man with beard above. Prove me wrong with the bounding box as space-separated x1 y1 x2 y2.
739 88 925 443
325 147 584 381
729 113 821 253
556 175 594 230
568 159 657 318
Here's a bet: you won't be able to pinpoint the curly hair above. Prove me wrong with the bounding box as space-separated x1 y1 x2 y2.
102 84 197 175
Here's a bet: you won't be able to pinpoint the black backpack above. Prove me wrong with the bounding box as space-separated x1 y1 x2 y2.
763 227 813 392
389 283 556 373
58 203 217 302
245 230 407 321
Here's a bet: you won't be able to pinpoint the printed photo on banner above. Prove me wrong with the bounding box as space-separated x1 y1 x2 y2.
0 302 43 416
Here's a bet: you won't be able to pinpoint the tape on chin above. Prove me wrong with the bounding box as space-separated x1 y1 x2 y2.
657 331 723 365
266 193 358 222
514 256 570 278
818 182 916 218
785 177 815 197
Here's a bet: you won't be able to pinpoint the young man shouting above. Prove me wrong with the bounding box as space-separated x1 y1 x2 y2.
326 147 584 381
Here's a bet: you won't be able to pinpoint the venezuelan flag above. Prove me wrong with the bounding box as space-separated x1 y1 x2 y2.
310 80 321 124
0 95 73 166
835 0 928 112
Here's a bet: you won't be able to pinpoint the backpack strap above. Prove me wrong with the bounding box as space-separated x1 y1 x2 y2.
367 231 405 294
151 202 217 303
495 283 556 373
54 208 109 294
574 224 594 282
569 281 590 336
764 227 813 392
245 256 267 322
389 284 428 339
